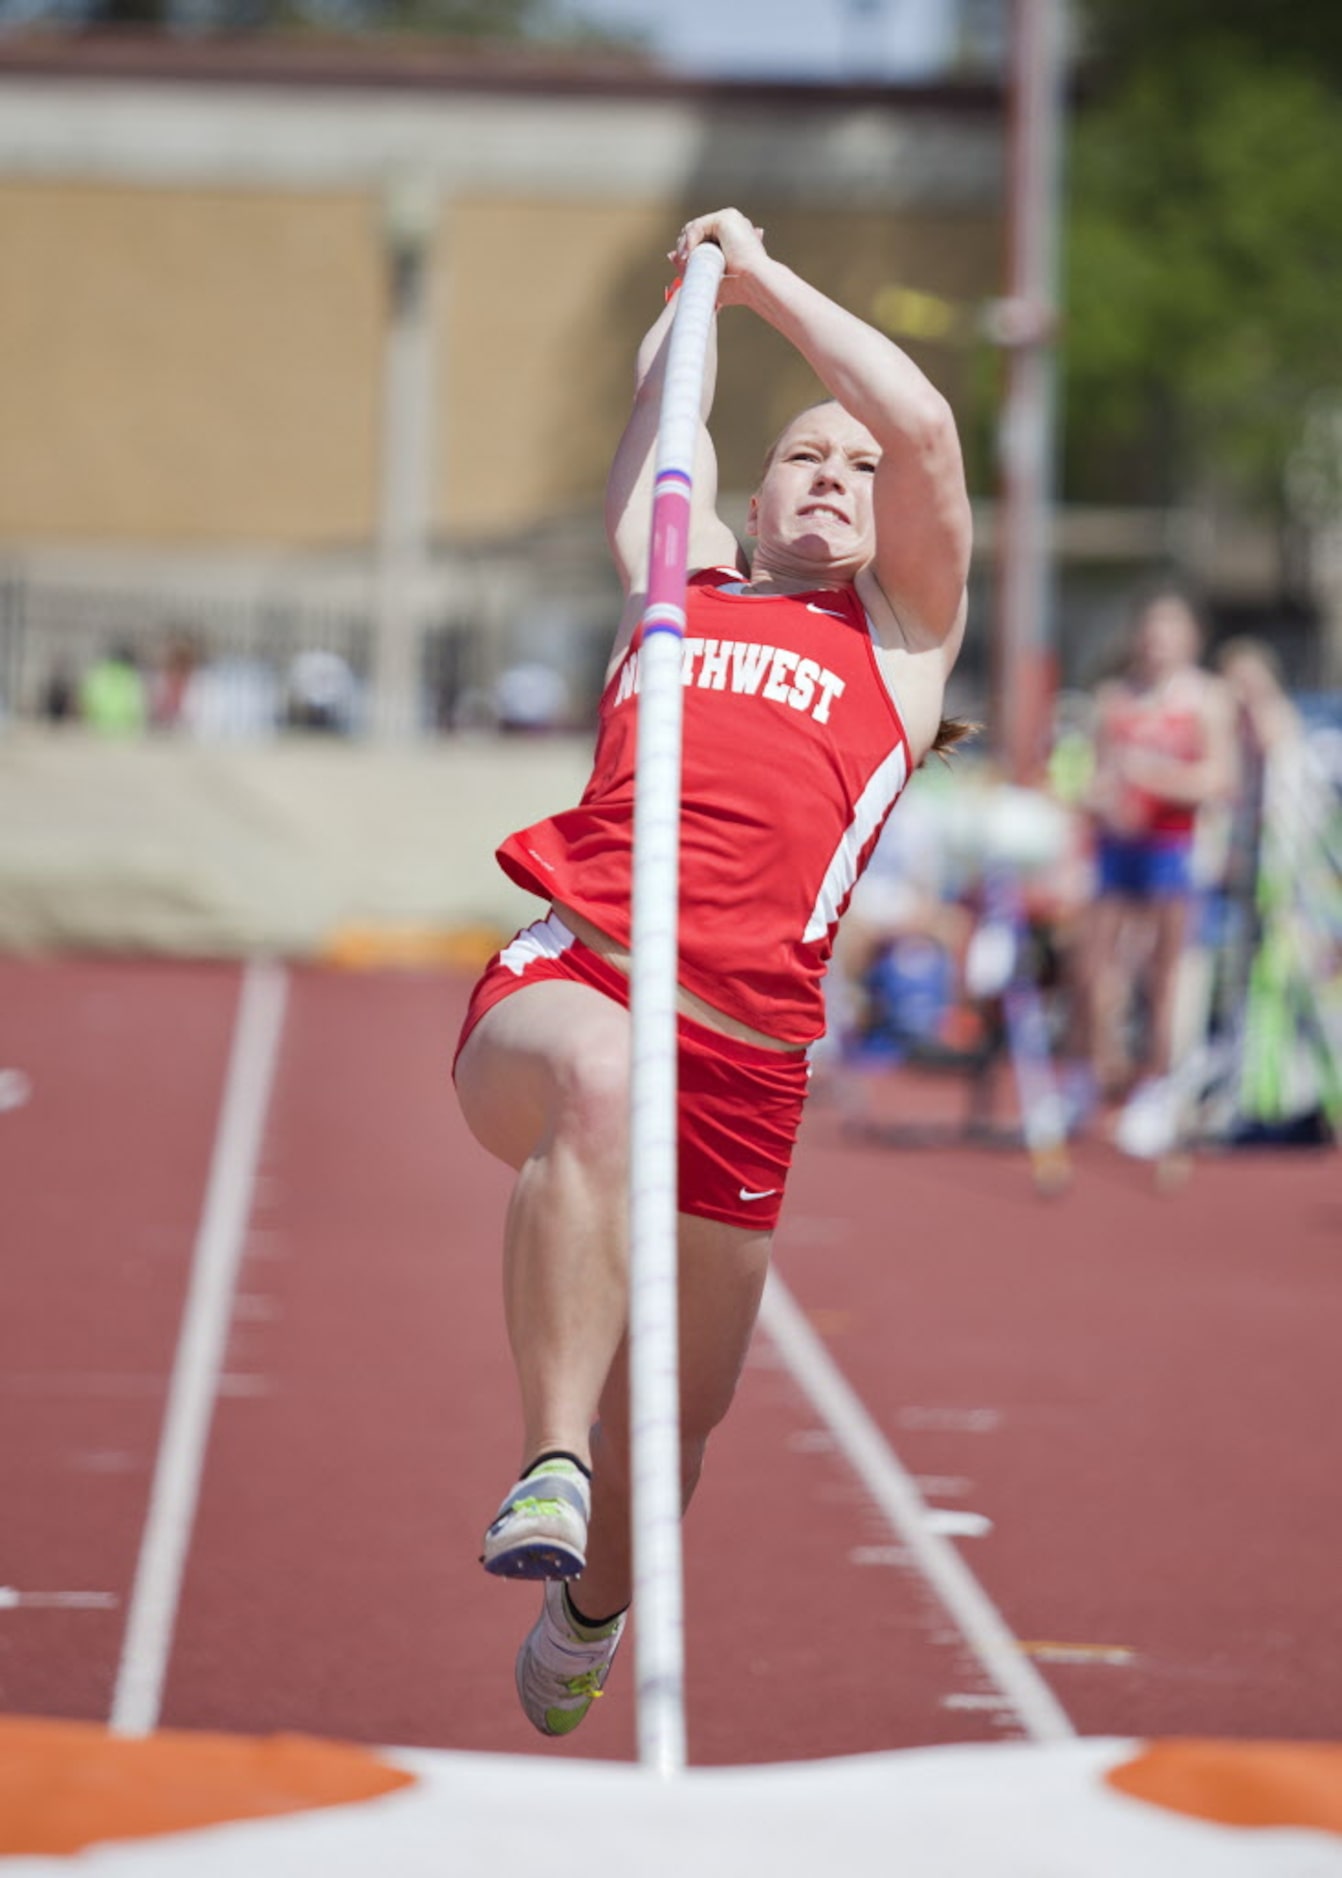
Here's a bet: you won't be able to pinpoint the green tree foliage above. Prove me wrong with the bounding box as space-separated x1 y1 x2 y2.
382 0 540 28
1063 27 1342 515
1081 0 1342 89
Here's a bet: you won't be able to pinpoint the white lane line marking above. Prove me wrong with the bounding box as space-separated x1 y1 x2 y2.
925 1509 994 1538
109 960 287 1738
758 1272 1075 1744
0 1587 118 1610
786 1430 835 1454
898 1406 1002 1433
914 1475 973 1498
1021 1641 1136 1666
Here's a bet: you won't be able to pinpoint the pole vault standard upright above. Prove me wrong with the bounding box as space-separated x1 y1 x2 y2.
628 238 725 1779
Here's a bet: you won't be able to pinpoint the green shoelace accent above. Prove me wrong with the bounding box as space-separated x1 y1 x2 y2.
543 1669 605 1734
564 1669 606 1700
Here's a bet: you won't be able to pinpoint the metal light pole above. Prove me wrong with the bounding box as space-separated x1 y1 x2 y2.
372 171 438 741
993 0 1067 784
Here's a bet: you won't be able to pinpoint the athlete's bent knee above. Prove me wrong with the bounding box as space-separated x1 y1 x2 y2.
552 1038 630 1154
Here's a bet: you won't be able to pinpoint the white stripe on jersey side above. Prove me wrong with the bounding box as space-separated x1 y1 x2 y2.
499 912 578 976
803 744 910 944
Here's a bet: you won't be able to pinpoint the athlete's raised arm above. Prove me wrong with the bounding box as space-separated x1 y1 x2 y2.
675 209 972 666
603 286 741 662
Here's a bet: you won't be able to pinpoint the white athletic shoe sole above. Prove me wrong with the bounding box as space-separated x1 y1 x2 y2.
481 1463 590 1580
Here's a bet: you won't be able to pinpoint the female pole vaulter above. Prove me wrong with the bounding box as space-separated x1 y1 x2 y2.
453 208 973 1736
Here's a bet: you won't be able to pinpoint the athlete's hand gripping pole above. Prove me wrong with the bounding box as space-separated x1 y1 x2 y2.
628 238 725 1779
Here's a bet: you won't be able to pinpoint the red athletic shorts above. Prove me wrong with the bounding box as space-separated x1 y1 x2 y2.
453 913 810 1232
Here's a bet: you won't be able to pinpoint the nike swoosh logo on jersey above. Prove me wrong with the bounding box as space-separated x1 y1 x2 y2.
806 603 847 621
738 1187 779 1202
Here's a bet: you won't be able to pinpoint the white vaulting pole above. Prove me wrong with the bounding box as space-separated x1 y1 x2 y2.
628 239 725 1778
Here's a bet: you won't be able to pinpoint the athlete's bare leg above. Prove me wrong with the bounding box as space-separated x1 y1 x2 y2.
1146 896 1192 1081
1085 895 1137 1095
457 981 773 1618
455 980 633 1472
574 1213 771 1620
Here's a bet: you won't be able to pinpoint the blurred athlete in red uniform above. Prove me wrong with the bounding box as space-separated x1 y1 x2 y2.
1084 591 1236 1126
452 208 972 1734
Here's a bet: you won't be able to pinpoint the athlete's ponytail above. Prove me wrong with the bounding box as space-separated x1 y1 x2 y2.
925 715 980 764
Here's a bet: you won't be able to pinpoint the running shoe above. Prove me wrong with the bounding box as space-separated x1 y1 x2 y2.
1113 1075 1178 1159
481 1458 590 1579
515 1580 626 1736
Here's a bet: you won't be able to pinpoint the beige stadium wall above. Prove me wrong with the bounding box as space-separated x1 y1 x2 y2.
0 177 999 549
440 196 672 538
0 178 384 545
434 195 999 536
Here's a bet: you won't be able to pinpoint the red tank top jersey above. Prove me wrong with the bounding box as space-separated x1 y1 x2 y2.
496 568 913 1044
1106 684 1206 837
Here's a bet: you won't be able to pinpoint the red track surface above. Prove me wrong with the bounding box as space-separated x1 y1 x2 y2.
2 957 1339 1766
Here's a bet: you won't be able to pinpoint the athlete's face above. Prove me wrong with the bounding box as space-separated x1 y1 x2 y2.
1136 598 1200 680
747 404 881 579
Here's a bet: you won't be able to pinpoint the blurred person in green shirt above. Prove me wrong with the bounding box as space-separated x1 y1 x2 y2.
80 644 147 738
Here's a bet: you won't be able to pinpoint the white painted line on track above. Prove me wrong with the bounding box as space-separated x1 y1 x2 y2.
109 960 288 1738
0 1587 118 1609
925 1509 994 1538
758 1272 1075 1745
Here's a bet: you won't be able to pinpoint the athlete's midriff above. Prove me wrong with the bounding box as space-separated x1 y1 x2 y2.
497 571 913 1047
552 902 803 1053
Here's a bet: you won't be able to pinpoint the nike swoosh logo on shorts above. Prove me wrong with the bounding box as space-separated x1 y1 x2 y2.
738 1187 779 1202
806 603 847 621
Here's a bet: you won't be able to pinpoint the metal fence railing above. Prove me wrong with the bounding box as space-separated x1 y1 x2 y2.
0 565 595 739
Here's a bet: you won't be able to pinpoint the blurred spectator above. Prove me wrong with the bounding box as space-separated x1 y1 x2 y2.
493 660 570 734
41 664 78 724
1081 589 1237 1150
1045 689 1096 812
826 771 1075 1074
1211 637 1339 1143
180 655 281 741
149 629 202 732
286 647 361 734
826 770 972 1057
79 643 147 738
1041 691 1102 1123
1216 638 1302 852
1200 635 1296 1096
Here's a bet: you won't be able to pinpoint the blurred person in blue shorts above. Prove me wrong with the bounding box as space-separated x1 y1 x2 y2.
1083 590 1236 1151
